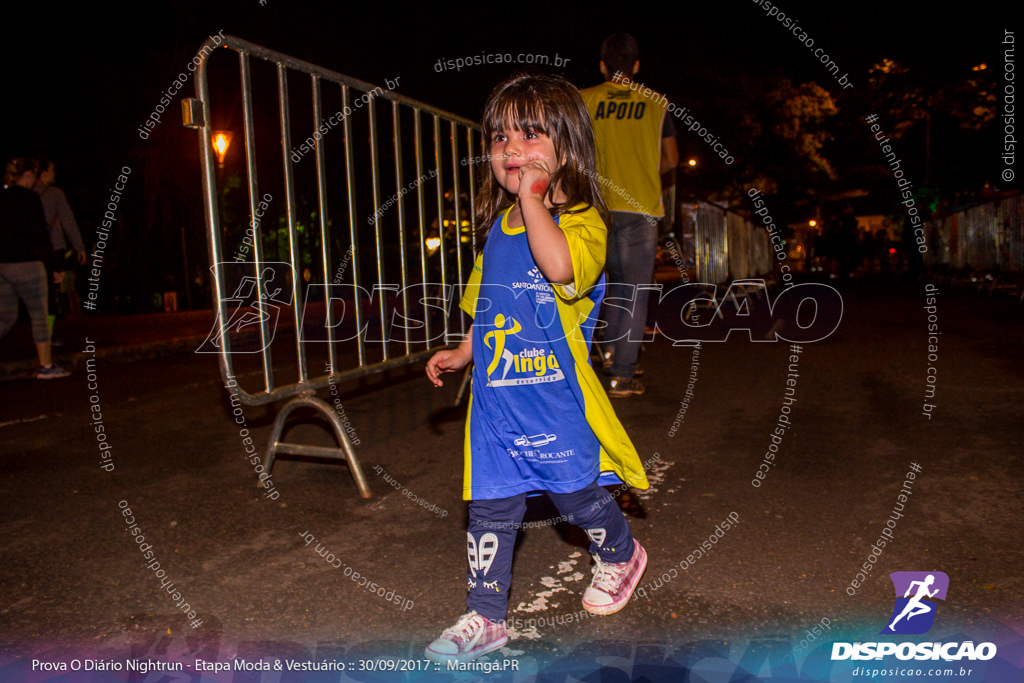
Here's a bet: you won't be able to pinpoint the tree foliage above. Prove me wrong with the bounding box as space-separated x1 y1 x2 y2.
676 74 838 203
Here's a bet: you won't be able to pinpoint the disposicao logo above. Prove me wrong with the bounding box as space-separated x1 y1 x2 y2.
832 571 997 662
882 571 948 635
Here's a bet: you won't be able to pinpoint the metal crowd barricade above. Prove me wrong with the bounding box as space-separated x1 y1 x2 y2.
928 193 1024 271
695 200 771 284
744 213 773 278
183 36 481 498
695 201 730 284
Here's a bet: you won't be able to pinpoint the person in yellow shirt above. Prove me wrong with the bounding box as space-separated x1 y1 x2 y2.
581 33 678 397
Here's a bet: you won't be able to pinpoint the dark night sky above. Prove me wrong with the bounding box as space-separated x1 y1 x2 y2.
0 1 1007 225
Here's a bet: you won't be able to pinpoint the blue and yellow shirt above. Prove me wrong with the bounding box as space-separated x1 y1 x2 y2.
458 205 649 500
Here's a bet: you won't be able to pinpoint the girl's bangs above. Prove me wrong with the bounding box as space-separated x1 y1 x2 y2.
486 94 551 137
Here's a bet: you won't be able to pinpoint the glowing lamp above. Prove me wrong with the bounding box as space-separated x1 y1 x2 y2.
212 131 233 166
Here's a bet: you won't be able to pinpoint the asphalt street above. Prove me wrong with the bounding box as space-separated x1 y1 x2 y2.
1 276 1022 681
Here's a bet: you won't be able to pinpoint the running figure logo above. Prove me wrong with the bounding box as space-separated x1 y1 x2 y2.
197 262 292 354
882 571 949 634
482 313 522 383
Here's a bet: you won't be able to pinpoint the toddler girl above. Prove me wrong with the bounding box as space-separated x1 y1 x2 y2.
425 73 649 663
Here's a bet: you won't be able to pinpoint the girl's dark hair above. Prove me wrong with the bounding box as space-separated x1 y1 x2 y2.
474 73 607 245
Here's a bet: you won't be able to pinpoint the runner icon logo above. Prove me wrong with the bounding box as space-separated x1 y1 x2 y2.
882 571 949 635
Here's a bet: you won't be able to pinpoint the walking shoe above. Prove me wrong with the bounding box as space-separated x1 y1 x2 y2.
36 363 71 379
425 611 508 664
608 376 644 397
582 539 648 616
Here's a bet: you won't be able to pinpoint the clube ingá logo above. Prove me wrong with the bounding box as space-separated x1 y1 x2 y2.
882 570 949 635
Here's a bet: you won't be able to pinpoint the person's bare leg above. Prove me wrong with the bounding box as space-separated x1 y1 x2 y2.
36 341 52 368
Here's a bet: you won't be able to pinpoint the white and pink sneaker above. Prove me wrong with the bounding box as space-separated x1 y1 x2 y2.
425 611 508 664
582 539 648 615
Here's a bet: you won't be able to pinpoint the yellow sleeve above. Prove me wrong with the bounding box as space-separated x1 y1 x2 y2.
554 205 607 302
458 252 485 317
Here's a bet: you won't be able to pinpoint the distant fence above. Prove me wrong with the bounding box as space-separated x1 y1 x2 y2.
926 193 1024 270
185 36 481 497
695 201 773 283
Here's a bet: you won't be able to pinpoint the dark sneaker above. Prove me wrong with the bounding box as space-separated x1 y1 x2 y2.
425 611 508 664
37 363 71 379
582 539 648 615
608 376 644 397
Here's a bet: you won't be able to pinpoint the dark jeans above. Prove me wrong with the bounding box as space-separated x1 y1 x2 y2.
604 211 658 378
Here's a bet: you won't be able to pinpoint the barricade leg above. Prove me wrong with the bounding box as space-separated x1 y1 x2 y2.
262 392 372 498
